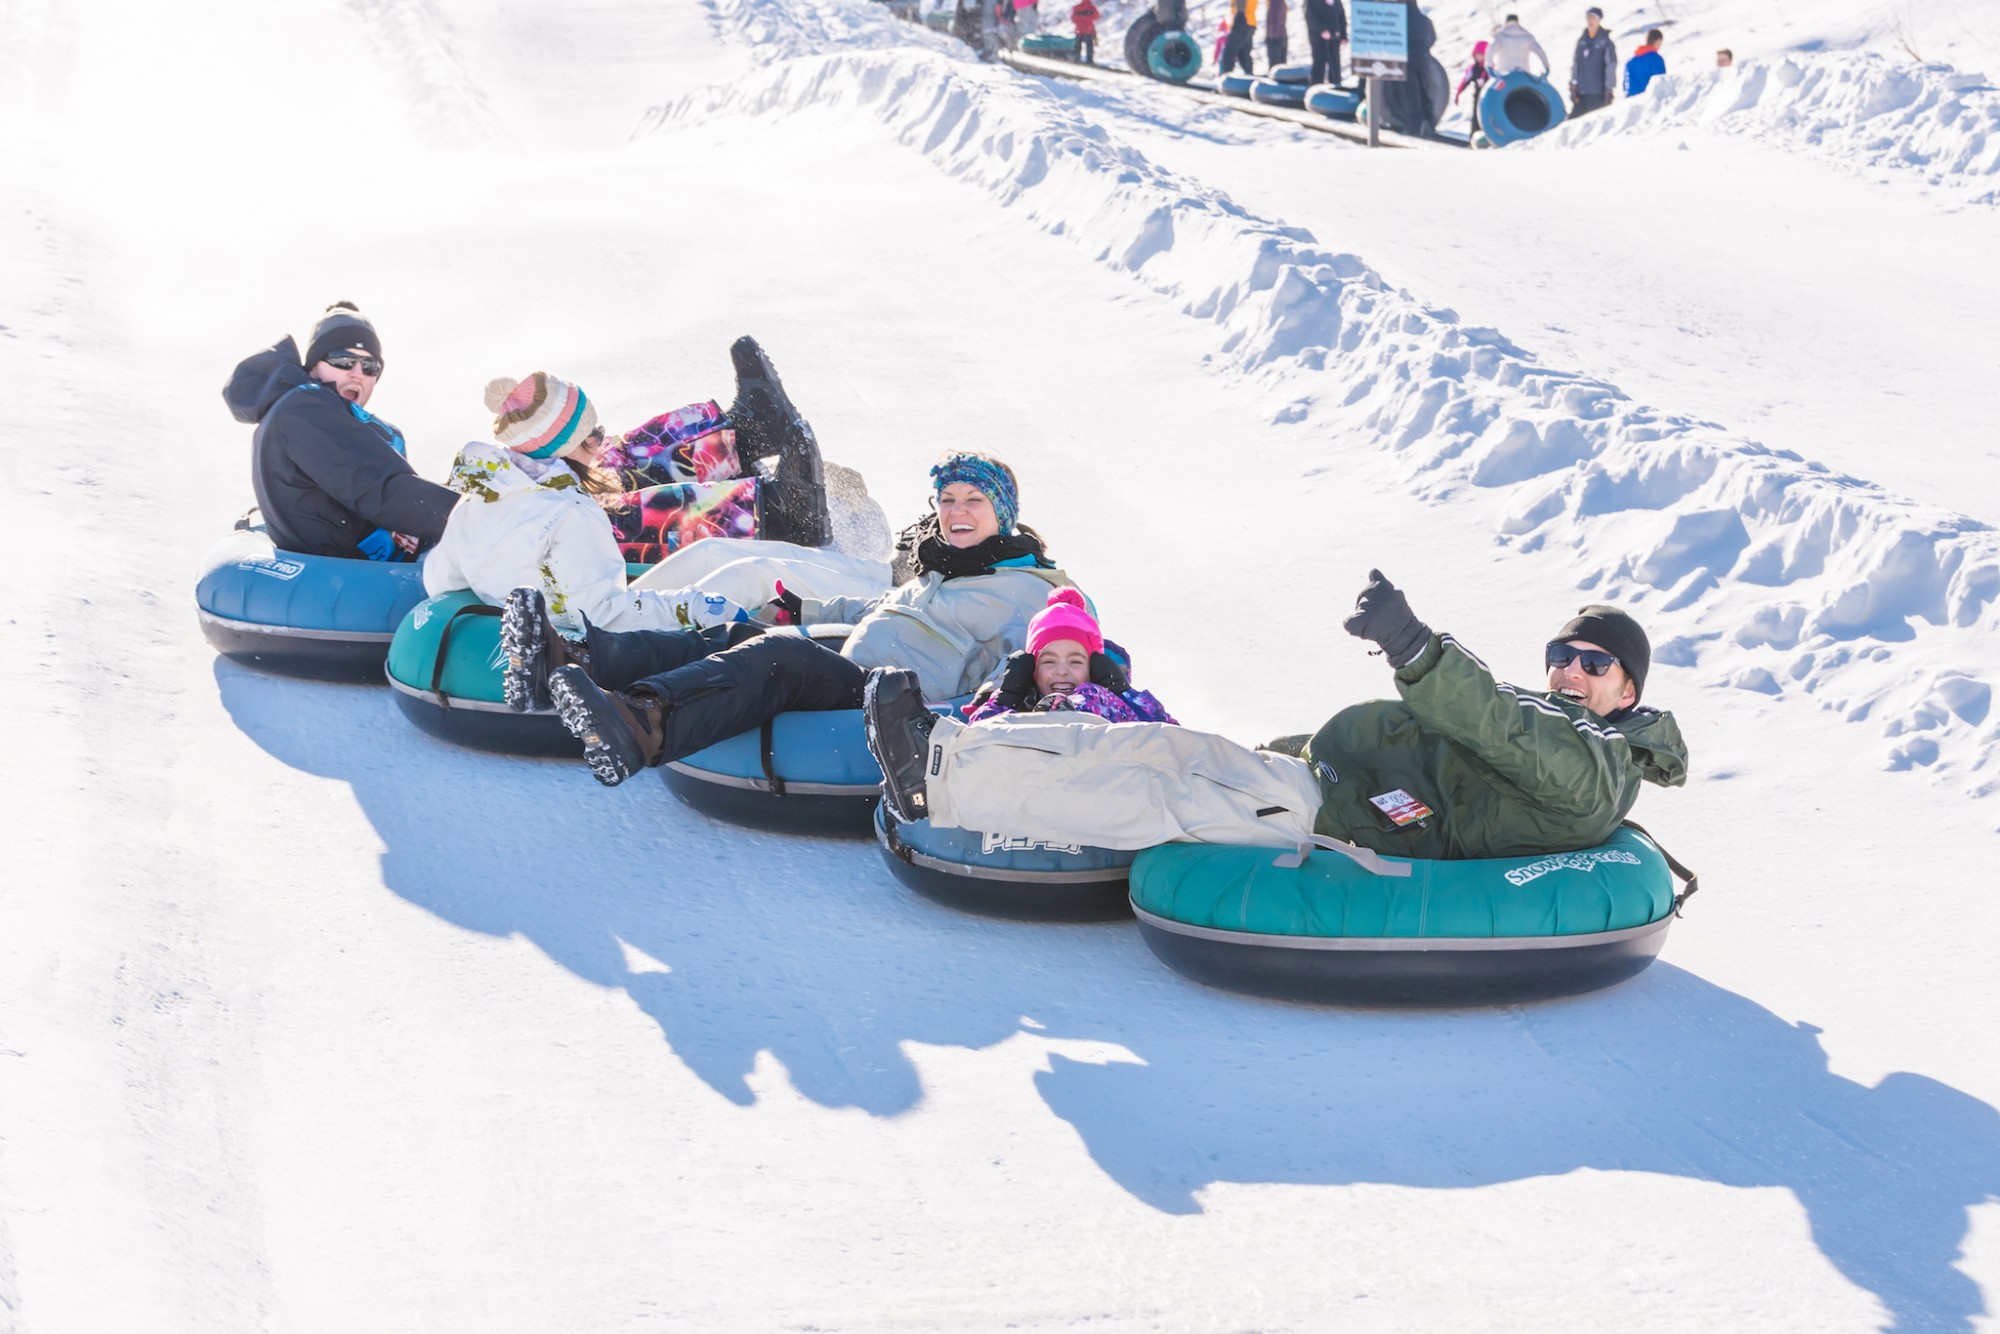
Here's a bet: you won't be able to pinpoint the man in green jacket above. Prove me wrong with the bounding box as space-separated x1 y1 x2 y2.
865 572 1687 858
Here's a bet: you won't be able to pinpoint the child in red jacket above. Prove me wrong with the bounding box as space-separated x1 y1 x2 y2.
1071 0 1100 63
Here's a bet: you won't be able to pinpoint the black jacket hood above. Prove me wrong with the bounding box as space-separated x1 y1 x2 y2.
224 336 312 425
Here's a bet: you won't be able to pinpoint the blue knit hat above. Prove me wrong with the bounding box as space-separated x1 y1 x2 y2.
930 452 1019 535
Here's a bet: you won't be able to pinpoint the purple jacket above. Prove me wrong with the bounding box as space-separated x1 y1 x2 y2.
965 681 1179 725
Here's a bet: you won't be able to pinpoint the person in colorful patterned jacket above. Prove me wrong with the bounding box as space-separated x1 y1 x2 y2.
223 301 456 562
963 588 1176 726
506 452 1079 789
866 572 1687 860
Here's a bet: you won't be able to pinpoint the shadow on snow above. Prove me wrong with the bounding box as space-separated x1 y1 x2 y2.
221 662 2000 1332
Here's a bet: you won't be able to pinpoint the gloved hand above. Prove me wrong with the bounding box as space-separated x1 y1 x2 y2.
1342 569 1431 667
767 580 803 626
993 650 1039 711
1087 650 1131 694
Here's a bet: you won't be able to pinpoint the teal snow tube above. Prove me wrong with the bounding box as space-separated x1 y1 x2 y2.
384 568 652 757
1250 78 1307 107
1305 82 1362 118
196 525 428 682
875 804 1136 921
1479 70 1566 146
1146 28 1202 83
1021 33 1078 56
1130 825 1689 1006
1217 72 1256 97
1122 12 1161 72
1267 62 1314 85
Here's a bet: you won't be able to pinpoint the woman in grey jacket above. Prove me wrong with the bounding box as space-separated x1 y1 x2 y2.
512 452 1077 787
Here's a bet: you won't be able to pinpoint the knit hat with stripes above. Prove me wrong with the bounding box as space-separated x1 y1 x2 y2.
485 372 600 460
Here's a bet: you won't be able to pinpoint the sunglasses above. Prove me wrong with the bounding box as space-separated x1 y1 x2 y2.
324 354 384 377
1546 643 1620 676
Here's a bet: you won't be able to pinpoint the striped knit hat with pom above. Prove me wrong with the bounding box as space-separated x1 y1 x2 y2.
485 372 599 460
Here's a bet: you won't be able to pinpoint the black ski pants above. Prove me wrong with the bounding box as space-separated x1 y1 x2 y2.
584 625 868 766
1221 18 1255 74
1308 29 1341 84
1077 32 1095 62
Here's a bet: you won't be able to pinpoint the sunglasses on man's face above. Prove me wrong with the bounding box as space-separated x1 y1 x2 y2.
324 354 384 377
1546 643 1620 676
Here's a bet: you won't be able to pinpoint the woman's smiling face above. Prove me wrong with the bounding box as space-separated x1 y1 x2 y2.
937 482 1000 548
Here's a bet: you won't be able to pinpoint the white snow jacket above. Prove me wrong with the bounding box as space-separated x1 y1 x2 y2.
422 442 752 635
803 561 1077 701
1485 21 1549 76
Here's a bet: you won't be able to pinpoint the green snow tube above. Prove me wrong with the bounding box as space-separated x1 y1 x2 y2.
1122 12 1161 72
1146 28 1202 83
1021 33 1078 56
1130 824 1689 1006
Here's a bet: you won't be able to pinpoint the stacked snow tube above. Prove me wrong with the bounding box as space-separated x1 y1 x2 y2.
1266 63 1313 85
1304 83 1363 119
1129 825 1678 1006
1020 32 1078 57
1122 13 1161 73
1249 79 1307 107
385 589 576 756
1478 71 1566 146
875 806 1136 921
1217 72 1256 98
196 527 428 682
1146 28 1201 83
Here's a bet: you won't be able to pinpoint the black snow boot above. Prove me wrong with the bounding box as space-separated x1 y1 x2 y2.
863 668 938 822
548 666 668 788
728 335 831 547
501 587 592 713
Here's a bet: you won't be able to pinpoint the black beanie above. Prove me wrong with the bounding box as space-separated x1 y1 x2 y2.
303 301 383 369
1553 604 1650 703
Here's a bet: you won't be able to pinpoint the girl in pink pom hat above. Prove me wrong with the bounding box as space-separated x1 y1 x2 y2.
964 588 1178 725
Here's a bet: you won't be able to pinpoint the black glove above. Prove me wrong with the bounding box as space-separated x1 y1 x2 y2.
1087 650 1131 694
1342 569 1431 667
767 580 803 626
993 650 1039 711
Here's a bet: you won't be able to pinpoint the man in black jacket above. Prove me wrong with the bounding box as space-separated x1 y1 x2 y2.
223 302 456 561
1569 6 1617 115
1304 0 1346 86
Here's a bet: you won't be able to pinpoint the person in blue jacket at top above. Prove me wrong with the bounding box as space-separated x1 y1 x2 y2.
222 302 457 562
1624 28 1665 96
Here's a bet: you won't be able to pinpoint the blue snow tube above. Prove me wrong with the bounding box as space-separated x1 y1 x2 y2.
1130 825 1691 1006
1146 28 1202 83
196 525 428 682
1267 62 1314 85
1304 82 1363 119
1216 72 1256 98
662 681 971 838
1249 78 1307 107
1478 71 1566 147
875 805 1136 921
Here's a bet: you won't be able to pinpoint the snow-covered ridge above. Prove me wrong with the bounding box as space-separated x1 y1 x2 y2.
650 1 2000 789
1537 52 2000 205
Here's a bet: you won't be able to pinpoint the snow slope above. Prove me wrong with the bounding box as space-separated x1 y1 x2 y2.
5 0 2000 1330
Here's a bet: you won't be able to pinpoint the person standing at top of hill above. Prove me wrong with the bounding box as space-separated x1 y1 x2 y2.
1570 6 1617 114
1486 13 1549 77
223 302 457 562
1304 0 1347 86
1221 0 1259 75
1265 0 1289 70
1070 0 1099 63
1624 28 1664 95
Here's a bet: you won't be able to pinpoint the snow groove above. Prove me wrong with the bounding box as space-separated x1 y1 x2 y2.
653 5 2000 788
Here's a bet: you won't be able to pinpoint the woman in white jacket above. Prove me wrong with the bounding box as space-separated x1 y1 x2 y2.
423 372 885 638
506 452 1079 788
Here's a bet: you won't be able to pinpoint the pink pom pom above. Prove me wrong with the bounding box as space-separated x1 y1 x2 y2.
1047 587 1087 610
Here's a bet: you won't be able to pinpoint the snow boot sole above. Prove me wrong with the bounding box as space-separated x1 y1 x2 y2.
549 667 654 788
863 668 936 823
501 587 551 713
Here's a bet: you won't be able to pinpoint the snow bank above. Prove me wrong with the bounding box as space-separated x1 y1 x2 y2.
654 3 2000 789
1539 53 2000 204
